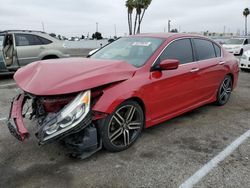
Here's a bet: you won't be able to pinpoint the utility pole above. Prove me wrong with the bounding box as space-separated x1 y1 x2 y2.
96 22 99 32
41 22 45 32
245 16 248 36
114 24 117 37
168 20 171 33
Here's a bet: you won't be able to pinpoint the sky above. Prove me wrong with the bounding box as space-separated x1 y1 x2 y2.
0 0 249 37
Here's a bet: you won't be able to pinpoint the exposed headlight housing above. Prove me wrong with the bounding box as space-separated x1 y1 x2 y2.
41 90 91 142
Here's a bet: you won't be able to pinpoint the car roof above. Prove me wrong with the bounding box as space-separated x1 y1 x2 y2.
132 33 205 39
0 30 46 34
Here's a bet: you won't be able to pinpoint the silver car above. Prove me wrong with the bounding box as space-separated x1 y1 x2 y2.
0 30 90 72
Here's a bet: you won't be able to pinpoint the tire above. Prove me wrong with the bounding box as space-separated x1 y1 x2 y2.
216 75 233 106
239 49 243 56
42 55 58 60
101 100 144 152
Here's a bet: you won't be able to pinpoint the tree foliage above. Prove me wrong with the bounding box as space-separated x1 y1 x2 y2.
125 0 152 35
92 32 103 40
243 8 250 17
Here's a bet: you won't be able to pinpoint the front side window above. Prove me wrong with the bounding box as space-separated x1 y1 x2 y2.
159 38 194 64
91 37 164 67
194 39 216 61
15 34 44 46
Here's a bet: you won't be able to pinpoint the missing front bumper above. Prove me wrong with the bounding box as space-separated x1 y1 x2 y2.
7 93 93 144
7 92 104 159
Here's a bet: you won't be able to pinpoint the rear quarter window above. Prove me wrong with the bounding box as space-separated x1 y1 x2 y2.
213 43 221 57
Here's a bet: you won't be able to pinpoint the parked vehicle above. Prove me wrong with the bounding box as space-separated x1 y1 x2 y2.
0 30 86 72
7 33 239 159
222 38 250 56
240 50 250 70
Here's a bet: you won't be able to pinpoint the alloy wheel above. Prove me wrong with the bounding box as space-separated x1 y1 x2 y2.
218 76 232 105
107 105 143 148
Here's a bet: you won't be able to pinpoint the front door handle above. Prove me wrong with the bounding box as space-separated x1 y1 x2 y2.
190 68 199 73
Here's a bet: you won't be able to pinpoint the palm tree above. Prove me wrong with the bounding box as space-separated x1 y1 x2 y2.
243 8 250 36
126 0 135 35
136 0 152 34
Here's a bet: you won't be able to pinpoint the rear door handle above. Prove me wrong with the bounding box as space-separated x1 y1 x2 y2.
218 61 225 65
190 68 199 73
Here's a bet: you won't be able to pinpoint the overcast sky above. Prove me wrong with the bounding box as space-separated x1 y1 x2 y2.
0 0 249 37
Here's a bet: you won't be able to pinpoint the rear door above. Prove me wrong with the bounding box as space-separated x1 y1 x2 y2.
14 33 45 66
192 38 226 102
146 38 200 122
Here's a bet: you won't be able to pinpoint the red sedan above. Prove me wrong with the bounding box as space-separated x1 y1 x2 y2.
8 33 239 158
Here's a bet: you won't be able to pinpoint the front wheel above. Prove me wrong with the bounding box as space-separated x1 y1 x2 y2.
216 75 233 106
239 49 243 56
101 100 144 152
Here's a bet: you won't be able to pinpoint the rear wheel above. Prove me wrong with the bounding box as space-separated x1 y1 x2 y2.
101 100 144 152
216 75 233 106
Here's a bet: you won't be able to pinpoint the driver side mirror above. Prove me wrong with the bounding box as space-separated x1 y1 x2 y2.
159 59 179 71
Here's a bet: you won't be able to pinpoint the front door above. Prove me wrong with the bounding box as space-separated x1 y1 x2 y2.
2 33 18 68
144 38 200 123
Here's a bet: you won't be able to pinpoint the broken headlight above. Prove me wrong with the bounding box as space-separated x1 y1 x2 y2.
42 90 91 141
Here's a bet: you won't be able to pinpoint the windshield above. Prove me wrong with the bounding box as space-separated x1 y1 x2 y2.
0 35 4 47
91 37 164 67
225 39 244 45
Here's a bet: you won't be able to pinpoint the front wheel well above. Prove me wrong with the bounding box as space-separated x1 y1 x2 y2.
125 97 146 124
227 73 234 86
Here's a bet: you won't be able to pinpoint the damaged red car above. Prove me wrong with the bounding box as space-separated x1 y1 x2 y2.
7 33 239 158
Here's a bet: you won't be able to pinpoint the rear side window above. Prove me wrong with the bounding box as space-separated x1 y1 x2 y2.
160 39 194 64
193 39 216 61
38 36 52 44
15 34 51 46
213 43 221 57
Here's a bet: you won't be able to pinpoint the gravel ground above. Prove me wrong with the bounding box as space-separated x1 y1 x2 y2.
0 70 249 188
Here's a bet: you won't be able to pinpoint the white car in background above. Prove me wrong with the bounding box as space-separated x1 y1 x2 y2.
240 50 250 70
223 38 250 56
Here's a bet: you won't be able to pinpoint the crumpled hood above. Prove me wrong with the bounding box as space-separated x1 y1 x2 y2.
14 58 137 96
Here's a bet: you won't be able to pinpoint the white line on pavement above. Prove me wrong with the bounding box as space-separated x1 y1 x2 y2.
0 83 16 88
179 128 250 188
0 117 7 121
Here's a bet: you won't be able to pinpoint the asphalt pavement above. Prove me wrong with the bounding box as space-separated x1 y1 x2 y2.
0 70 249 188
